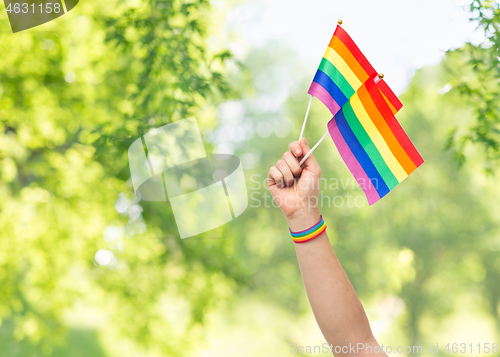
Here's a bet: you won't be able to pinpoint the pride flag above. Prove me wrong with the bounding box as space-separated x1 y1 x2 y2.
309 25 379 115
327 75 424 205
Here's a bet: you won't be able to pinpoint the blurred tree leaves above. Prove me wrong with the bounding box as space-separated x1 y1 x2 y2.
444 0 500 168
0 0 242 355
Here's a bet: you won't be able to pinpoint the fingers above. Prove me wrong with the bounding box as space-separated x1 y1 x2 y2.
282 151 302 177
268 138 320 189
299 137 321 174
268 166 284 188
276 159 295 187
268 153 301 189
289 141 303 157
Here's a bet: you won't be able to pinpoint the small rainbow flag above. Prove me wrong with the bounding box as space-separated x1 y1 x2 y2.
327 75 424 205
309 24 378 115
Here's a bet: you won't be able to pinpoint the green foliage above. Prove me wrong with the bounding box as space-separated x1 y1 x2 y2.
0 0 241 355
444 0 500 167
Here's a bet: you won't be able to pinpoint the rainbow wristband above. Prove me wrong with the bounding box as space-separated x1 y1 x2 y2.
290 216 327 244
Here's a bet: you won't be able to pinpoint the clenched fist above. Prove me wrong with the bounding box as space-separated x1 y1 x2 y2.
267 138 322 231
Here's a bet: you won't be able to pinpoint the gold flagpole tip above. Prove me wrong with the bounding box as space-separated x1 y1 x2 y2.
338 20 343 25
378 73 385 79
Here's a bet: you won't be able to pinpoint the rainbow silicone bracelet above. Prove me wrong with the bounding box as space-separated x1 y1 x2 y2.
290 216 327 244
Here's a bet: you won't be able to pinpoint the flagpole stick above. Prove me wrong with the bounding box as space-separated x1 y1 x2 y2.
300 131 329 166
298 95 314 142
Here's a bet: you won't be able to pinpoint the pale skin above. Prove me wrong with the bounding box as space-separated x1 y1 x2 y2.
267 138 387 357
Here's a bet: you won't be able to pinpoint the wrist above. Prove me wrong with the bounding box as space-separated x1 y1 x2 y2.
286 208 321 232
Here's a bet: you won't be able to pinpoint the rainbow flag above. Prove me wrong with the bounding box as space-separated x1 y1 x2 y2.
327 75 424 205
309 25 379 115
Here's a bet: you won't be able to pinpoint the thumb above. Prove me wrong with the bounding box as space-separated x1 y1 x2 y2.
299 137 321 174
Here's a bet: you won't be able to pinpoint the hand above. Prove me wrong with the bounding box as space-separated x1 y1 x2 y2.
267 138 322 231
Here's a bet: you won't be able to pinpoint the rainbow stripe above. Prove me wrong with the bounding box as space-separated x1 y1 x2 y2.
309 25 382 115
290 216 327 243
327 77 424 205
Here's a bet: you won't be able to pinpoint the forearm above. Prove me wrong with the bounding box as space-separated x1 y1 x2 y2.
267 139 386 356
289 212 385 356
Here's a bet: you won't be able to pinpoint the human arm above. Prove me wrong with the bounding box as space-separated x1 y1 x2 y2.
267 138 387 357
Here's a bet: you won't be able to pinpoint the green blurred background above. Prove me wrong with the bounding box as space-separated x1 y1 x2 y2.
1 0 500 356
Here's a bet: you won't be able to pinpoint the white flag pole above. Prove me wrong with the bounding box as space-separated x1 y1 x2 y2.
300 131 329 166
299 74 384 166
298 95 314 142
